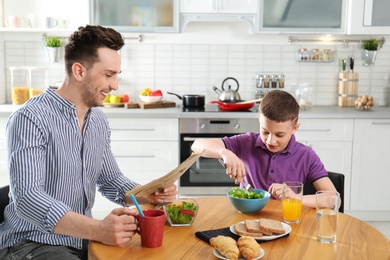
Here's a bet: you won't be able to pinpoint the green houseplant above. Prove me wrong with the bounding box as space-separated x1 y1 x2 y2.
45 36 62 47
362 38 379 51
45 36 61 63
362 38 379 66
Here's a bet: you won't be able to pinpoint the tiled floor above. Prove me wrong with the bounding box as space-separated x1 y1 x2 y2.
366 221 390 240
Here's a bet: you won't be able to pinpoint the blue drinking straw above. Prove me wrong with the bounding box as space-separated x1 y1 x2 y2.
130 194 145 217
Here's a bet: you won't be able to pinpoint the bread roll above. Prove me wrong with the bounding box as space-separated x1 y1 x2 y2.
237 236 261 260
210 235 239 260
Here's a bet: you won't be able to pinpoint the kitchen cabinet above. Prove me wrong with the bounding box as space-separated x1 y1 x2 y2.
92 117 179 218
350 119 390 220
258 0 347 34
294 119 353 211
347 0 390 35
180 0 258 31
90 0 179 33
0 118 8 187
180 0 258 14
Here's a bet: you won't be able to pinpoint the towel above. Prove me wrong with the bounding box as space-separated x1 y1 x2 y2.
195 227 289 244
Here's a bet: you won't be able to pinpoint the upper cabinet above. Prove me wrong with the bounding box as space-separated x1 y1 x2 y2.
257 0 347 34
180 0 258 31
90 0 179 32
347 0 390 35
180 0 258 14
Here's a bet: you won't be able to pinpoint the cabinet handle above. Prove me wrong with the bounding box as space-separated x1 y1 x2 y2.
298 129 331 132
372 122 390 125
183 137 217 142
111 128 155 132
115 155 155 158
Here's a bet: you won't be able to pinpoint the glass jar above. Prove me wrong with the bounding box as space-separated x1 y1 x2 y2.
270 74 278 88
298 48 309 61
263 74 270 88
278 74 285 88
322 49 332 61
312 48 320 60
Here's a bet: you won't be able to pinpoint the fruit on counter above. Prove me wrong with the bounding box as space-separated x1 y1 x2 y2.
140 88 152 96
151 89 163 96
109 95 121 104
103 93 111 103
355 94 375 110
120 94 129 103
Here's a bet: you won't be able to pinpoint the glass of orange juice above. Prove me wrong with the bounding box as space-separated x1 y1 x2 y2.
282 181 303 224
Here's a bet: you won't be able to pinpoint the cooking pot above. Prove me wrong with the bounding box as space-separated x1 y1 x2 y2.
209 98 263 111
213 77 241 102
167 92 205 107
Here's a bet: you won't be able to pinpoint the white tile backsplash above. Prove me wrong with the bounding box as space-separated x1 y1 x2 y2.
2 35 390 106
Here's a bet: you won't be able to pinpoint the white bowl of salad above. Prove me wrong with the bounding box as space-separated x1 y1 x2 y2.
163 198 199 226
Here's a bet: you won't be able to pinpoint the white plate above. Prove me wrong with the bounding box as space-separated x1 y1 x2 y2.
229 220 291 241
213 248 265 260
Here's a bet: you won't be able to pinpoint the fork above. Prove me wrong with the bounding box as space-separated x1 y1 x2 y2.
218 159 253 192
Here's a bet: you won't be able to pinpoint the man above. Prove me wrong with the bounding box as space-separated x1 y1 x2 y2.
191 90 336 208
0 25 177 259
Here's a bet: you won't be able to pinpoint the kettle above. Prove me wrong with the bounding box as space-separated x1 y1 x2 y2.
213 77 241 102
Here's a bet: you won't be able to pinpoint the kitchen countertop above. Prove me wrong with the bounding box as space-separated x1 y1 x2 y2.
0 104 389 119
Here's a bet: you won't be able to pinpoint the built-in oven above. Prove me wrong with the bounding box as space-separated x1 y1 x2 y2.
179 116 259 197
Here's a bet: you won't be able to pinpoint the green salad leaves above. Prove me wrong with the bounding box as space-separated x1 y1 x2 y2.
165 201 198 224
229 187 264 199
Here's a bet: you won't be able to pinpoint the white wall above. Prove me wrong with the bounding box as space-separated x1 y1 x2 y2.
1 22 390 106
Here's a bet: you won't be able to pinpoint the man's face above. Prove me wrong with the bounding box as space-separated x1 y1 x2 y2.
258 114 300 153
80 48 121 108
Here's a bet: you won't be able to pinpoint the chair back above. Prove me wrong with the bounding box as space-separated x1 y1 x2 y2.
304 172 345 213
0 185 10 223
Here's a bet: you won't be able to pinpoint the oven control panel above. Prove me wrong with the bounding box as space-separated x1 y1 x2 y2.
180 118 258 134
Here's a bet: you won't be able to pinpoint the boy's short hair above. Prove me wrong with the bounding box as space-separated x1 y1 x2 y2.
259 90 300 124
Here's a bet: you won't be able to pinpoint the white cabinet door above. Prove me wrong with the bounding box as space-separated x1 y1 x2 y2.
295 119 353 211
347 0 390 35
0 118 9 186
180 0 257 13
351 119 390 211
307 141 352 211
258 0 347 34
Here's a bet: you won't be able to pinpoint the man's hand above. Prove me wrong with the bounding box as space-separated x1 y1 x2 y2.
150 184 178 204
97 207 139 246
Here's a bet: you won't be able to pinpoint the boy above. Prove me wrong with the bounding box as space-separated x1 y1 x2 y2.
191 90 336 207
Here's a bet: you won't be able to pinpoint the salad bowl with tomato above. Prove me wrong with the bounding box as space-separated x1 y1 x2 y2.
163 198 199 226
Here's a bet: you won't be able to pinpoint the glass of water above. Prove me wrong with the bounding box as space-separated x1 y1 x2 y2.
315 191 341 243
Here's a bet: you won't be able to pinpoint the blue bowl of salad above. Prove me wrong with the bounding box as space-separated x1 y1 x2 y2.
227 188 271 214
163 198 199 226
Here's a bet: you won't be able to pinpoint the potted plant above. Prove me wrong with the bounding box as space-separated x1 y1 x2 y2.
46 36 61 63
362 38 379 66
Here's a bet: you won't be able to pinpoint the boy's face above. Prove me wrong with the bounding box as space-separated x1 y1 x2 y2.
258 114 300 153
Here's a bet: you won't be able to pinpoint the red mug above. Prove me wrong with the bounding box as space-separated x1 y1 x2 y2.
137 209 166 248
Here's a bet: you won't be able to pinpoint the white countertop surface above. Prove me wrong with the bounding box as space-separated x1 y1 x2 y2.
0 104 389 119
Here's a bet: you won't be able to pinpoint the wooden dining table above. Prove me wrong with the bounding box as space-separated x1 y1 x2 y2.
88 197 390 260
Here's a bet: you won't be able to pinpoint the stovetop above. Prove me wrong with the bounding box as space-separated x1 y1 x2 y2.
181 104 258 113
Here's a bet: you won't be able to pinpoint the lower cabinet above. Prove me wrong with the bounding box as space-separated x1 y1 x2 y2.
0 118 9 187
350 119 390 220
295 119 353 211
92 118 179 218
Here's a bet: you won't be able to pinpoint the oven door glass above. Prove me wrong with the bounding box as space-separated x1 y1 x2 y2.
180 134 236 187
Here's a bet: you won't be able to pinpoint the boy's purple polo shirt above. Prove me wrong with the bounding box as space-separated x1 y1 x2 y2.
222 132 328 190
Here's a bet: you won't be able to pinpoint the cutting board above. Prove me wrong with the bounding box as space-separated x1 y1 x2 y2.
125 101 176 109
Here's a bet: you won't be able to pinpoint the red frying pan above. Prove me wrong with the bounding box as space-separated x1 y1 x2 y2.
209 98 262 111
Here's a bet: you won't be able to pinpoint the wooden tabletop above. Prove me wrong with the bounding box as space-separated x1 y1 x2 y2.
88 197 390 260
